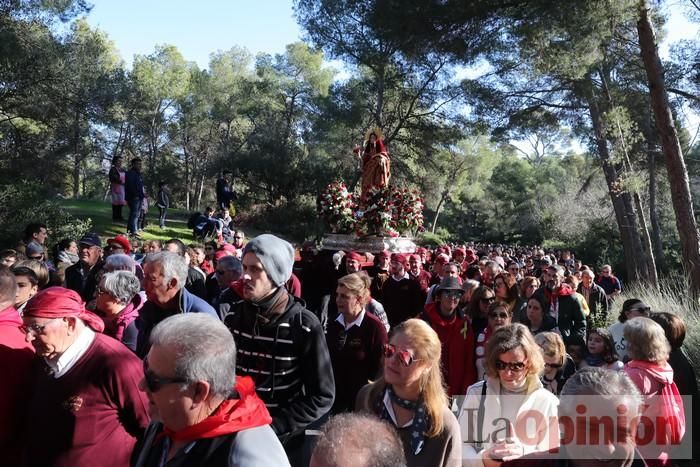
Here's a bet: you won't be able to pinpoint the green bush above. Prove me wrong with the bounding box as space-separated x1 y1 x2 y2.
0 183 92 249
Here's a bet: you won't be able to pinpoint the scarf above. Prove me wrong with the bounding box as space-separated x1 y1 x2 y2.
376 385 429 455
160 376 272 443
584 354 604 367
251 286 289 325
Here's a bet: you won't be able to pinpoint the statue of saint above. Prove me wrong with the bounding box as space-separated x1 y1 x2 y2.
353 128 391 204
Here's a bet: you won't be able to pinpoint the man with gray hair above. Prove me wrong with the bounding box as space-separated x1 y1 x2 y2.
135 251 217 358
310 413 406 467
132 313 289 466
577 268 609 327
224 234 334 465
503 368 646 467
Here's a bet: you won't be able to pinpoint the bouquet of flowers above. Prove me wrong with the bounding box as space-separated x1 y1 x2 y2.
317 182 356 233
355 186 399 237
391 188 425 236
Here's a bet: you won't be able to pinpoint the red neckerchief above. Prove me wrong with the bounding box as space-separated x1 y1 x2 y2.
160 376 271 443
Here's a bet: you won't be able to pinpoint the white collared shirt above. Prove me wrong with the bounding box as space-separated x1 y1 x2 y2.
391 272 409 282
335 309 366 330
46 326 95 378
383 389 413 428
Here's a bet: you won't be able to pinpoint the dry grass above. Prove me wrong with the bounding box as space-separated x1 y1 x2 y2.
612 274 700 386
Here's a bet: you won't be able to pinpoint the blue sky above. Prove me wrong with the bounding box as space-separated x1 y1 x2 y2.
84 0 304 69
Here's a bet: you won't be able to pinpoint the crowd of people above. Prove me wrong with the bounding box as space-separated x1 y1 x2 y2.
0 224 697 467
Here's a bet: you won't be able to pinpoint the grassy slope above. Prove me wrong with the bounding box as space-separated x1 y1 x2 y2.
62 199 198 244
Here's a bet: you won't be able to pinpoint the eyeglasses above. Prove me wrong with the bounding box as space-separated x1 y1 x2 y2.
544 362 563 369
488 312 509 319
19 318 60 336
383 343 421 367
142 358 188 393
495 360 527 372
442 291 462 300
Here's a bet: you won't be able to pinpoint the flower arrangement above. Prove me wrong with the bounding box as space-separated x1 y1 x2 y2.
318 182 425 238
391 188 425 236
317 182 356 233
355 186 398 237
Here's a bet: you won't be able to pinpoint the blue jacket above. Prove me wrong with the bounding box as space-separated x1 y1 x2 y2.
125 168 145 202
135 287 217 357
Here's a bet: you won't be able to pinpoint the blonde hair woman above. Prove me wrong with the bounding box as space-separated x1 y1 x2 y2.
624 317 685 465
459 324 559 467
355 319 461 467
534 332 576 395
327 272 388 414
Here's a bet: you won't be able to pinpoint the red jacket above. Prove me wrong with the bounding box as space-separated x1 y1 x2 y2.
0 306 35 466
421 303 477 397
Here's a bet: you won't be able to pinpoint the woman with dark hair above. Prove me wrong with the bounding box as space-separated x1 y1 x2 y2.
513 276 539 323
493 272 519 313
464 285 495 336
650 312 698 398
475 301 513 381
608 298 650 362
523 294 558 336
53 238 78 283
108 155 126 221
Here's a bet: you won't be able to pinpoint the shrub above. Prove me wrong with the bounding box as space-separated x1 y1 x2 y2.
0 183 92 249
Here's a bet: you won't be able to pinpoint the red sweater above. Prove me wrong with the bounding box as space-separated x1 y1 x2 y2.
0 306 34 467
22 333 150 467
422 303 477 397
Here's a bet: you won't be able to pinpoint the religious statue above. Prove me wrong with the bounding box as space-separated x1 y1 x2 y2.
353 127 391 204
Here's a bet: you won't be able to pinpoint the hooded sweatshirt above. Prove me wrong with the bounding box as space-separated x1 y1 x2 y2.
625 360 685 466
422 302 477 397
132 376 290 467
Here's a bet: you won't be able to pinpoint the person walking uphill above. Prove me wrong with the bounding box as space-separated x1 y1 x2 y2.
224 234 334 466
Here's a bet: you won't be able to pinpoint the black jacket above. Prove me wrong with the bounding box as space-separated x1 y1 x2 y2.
64 260 103 303
224 293 335 443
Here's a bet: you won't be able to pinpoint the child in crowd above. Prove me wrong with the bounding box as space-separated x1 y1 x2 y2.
579 327 624 371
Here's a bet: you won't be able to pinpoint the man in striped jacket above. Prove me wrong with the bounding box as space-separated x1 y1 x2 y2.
224 234 334 466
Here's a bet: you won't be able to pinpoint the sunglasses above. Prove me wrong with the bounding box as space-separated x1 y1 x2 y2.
544 362 563 369
142 358 188 393
383 343 420 367
495 360 527 372
489 312 509 319
480 297 495 303
442 291 463 300
628 306 651 315
27 255 43 260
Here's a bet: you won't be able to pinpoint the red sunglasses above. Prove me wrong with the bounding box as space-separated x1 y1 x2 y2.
383 343 420 367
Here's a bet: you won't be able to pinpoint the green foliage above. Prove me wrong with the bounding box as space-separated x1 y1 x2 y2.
0 184 92 247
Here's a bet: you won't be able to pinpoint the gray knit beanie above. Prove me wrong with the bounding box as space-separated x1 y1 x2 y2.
242 234 294 287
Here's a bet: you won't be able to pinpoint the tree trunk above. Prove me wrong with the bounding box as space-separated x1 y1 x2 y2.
431 192 448 233
637 3 700 296
644 114 666 273
586 92 645 282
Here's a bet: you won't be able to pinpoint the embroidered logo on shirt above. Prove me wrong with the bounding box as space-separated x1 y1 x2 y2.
63 396 84 412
